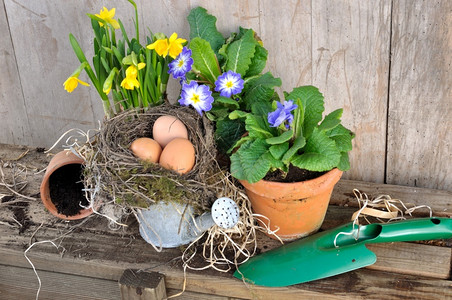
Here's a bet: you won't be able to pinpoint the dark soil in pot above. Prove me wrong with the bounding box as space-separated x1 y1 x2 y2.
49 163 88 217
263 165 326 183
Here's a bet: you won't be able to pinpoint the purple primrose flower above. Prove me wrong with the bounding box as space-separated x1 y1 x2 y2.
168 47 193 79
267 100 298 128
179 81 214 116
214 70 244 98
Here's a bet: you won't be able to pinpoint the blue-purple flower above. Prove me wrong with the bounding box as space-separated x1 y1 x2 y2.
267 100 298 128
214 70 244 98
179 81 214 115
168 47 193 79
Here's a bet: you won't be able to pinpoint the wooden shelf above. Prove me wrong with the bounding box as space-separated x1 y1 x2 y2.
0 144 451 299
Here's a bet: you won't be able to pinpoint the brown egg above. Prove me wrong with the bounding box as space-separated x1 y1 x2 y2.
130 137 162 163
152 115 188 148
159 138 195 174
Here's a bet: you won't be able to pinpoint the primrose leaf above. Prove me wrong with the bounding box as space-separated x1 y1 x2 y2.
291 128 341 171
269 142 289 160
246 44 268 77
230 139 272 183
287 86 324 139
215 96 239 109
337 152 351 171
318 108 343 132
242 72 282 110
282 136 306 164
215 118 246 154
189 37 221 84
245 114 275 139
229 110 248 120
326 124 353 152
187 7 224 53
266 130 294 145
226 30 256 76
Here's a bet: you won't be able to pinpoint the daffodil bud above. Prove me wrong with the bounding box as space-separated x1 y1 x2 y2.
103 68 118 95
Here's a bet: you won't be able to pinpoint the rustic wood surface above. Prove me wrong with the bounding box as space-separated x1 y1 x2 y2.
0 144 451 299
387 0 452 190
0 0 451 191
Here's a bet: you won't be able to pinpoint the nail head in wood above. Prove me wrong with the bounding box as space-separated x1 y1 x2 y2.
119 269 167 300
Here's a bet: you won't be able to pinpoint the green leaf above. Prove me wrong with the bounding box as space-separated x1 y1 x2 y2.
190 37 221 84
326 124 353 152
337 152 351 171
269 142 289 160
266 130 294 145
230 139 272 183
246 44 268 77
242 72 282 110
292 98 304 138
227 135 252 154
318 108 343 132
225 30 256 76
245 114 275 139
282 136 306 164
187 7 224 53
215 119 246 154
229 110 248 120
287 86 324 138
251 101 272 116
215 96 239 109
291 128 341 171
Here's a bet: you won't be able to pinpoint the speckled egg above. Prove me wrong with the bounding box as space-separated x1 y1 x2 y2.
159 138 195 174
152 115 188 148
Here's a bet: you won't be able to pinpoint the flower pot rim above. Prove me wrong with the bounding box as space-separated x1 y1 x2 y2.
40 150 93 220
238 168 343 200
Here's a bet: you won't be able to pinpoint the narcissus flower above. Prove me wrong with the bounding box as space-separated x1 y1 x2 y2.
267 100 298 128
179 81 214 115
63 76 90 93
95 7 120 29
147 33 186 59
168 47 193 79
120 64 145 90
63 62 90 93
214 71 244 98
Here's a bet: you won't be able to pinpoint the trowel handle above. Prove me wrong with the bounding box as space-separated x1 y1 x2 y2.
368 218 452 244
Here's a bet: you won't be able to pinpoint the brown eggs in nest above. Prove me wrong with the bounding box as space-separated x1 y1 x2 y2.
159 138 195 174
152 115 188 148
130 137 162 163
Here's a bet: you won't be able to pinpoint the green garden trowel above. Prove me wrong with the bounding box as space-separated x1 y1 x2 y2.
234 218 452 286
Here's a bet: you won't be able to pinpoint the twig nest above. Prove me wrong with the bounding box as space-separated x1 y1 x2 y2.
83 104 221 213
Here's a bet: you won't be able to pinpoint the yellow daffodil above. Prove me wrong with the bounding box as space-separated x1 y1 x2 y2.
167 33 186 59
147 38 169 57
63 76 90 93
103 68 118 95
120 64 145 90
147 33 186 59
121 76 140 90
95 7 120 29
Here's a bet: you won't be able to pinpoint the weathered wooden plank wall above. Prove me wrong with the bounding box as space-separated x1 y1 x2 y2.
0 0 450 191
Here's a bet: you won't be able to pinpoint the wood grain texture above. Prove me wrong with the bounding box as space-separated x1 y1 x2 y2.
0 0 31 146
311 0 392 183
387 0 452 191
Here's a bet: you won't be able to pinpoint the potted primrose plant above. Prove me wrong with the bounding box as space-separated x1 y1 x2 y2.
229 86 354 241
167 7 354 241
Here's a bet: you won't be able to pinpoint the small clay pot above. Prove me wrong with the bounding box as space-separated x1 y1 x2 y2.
40 150 92 220
240 168 343 241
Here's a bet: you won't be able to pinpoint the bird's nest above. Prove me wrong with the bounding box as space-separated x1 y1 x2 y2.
82 104 223 214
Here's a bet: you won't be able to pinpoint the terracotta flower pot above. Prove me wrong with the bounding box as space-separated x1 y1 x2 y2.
40 150 92 220
239 168 343 241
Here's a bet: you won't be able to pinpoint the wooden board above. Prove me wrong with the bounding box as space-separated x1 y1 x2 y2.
387 0 452 191
0 0 31 146
311 0 392 183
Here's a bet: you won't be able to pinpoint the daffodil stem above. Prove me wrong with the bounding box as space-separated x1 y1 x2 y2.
127 0 139 44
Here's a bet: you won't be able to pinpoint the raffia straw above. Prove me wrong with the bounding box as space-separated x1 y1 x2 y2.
334 189 434 247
